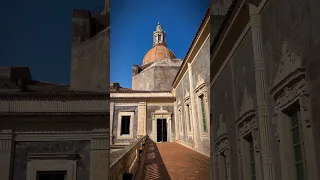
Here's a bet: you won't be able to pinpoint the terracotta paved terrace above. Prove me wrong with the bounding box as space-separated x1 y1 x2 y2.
138 139 210 180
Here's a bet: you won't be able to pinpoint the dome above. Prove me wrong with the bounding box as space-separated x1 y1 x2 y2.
142 45 176 65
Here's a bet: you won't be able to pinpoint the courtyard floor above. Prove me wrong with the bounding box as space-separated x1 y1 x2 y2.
139 139 210 180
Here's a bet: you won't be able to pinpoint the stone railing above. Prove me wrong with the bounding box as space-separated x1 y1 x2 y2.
110 135 148 180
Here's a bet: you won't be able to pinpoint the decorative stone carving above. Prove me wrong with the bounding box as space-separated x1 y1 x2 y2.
239 87 254 118
270 40 311 127
237 138 242 159
196 74 205 88
238 116 257 137
300 95 311 128
217 113 226 137
194 74 208 102
216 135 229 153
273 41 303 87
271 114 280 141
252 129 260 153
154 106 169 115
224 149 230 168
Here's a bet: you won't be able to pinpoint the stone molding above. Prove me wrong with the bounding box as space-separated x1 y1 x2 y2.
270 41 318 180
152 107 172 142
117 112 135 140
184 90 192 135
195 74 208 102
13 131 109 142
0 100 109 114
194 74 210 137
216 135 231 180
26 155 77 180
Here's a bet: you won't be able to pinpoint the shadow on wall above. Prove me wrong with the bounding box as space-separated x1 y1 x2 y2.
140 139 171 180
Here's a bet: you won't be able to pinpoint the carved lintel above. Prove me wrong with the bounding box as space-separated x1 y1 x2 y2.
238 115 256 137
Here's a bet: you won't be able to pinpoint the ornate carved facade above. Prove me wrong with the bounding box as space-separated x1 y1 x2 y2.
210 0 320 180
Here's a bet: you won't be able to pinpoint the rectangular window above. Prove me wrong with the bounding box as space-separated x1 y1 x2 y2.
121 116 131 135
248 136 256 180
186 104 191 131
200 95 207 132
290 108 307 180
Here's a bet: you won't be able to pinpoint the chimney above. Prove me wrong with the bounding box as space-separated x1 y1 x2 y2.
111 82 120 91
132 65 140 76
17 78 27 92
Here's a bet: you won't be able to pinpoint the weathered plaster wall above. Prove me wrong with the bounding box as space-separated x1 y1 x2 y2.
174 36 210 155
175 68 194 147
70 28 110 93
13 141 91 180
211 62 237 179
132 60 182 91
112 106 138 143
190 36 210 155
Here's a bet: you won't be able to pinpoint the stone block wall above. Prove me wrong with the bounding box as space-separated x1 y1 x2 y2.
132 60 182 91
13 141 91 180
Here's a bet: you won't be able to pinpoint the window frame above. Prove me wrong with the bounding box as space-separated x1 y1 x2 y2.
117 112 134 139
184 92 193 136
26 153 77 180
194 74 210 137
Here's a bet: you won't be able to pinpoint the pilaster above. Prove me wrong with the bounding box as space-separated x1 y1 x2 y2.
248 3 275 180
0 129 14 180
137 102 147 136
90 128 110 180
188 63 200 151
110 102 114 143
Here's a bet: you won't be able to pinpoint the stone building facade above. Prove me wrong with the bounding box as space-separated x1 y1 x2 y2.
0 1 110 180
210 0 320 180
111 10 210 157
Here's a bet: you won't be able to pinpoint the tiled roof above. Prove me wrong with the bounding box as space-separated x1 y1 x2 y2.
0 78 108 95
110 86 170 93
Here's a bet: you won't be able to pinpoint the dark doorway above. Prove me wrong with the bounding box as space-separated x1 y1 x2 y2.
37 171 67 180
157 118 167 142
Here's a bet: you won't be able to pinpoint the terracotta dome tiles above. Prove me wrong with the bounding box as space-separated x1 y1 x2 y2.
142 45 176 65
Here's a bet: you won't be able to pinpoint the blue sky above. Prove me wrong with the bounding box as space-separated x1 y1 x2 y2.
0 0 209 87
0 0 103 84
111 0 209 88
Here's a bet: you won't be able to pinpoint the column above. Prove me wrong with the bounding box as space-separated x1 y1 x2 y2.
188 63 200 151
110 102 114 144
0 129 14 180
90 128 110 180
174 100 178 141
248 3 275 180
137 102 147 136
